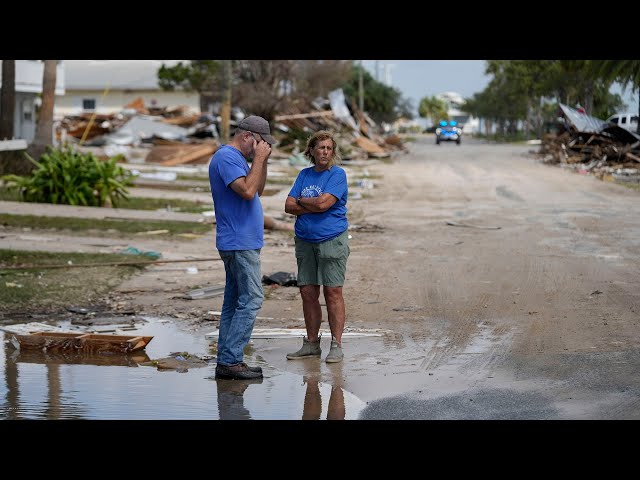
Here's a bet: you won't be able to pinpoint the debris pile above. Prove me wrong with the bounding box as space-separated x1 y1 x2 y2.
536 103 640 185
57 89 406 166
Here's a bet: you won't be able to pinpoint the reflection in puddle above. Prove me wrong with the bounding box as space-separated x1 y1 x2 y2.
216 371 363 420
9 349 150 368
0 317 365 419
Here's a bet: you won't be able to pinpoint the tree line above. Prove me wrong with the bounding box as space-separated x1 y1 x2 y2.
3 60 638 166
418 60 640 137
157 60 413 127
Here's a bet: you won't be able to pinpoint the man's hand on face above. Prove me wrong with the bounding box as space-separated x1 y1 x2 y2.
254 137 272 161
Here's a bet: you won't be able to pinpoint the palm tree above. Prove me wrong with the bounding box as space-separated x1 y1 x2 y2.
28 60 57 161
597 60 640 133
418 95 448 128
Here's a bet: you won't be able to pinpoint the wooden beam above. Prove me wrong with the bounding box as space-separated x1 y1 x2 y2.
274 111 334 121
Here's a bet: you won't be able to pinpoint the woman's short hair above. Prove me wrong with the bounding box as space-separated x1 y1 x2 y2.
304 130 341 166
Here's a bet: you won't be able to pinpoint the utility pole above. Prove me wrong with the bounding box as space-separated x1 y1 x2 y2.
383 63 396 86
220 60 232 143
358 60 364 112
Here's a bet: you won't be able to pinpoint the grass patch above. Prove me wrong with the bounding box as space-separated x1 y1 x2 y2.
0 188 21 202
0 187 214 214
267 176 297 185
118 196 213 213
617 181 640 191
177 174 209 182
0 214 212 238
0 249 143 313
133 181 211 192
377 156 395 164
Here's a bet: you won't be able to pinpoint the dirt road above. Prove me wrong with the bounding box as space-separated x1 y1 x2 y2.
258 135 640 419
4 135 640 419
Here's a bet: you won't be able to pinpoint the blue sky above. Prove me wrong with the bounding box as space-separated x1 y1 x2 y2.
364 60 638 115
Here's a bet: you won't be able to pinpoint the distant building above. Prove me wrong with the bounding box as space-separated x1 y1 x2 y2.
392 117 423 133
0 60 65 142
56 60 200 117
436 91 479 135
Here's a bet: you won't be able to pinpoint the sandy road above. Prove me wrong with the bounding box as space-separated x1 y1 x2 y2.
256 135 640 418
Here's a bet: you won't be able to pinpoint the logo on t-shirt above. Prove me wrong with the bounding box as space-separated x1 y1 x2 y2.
301 185 322 198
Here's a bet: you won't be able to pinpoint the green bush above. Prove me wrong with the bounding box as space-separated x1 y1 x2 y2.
1 146 133 207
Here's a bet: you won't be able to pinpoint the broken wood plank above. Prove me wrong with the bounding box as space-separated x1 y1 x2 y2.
355 136 386 154
625 152 640 163
274 111 334 121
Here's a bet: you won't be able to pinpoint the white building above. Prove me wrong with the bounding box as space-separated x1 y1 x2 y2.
0 60 65 142
57 60 200 117
436 91 480 134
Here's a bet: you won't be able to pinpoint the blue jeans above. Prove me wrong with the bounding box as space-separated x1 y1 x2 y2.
217 249 263 366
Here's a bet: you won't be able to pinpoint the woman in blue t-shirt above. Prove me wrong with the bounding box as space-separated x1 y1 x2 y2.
284 130 349 364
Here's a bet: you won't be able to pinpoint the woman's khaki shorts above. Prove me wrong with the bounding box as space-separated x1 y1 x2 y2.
295 230 350 287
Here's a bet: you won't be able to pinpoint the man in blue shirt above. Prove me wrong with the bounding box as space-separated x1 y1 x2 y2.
209 115 275 380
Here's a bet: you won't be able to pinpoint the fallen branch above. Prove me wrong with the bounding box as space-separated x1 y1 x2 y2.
446 220 501 230
0 257 222 270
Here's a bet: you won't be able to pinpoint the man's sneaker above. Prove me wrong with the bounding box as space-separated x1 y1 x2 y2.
215 362 263 380
325 338 343 363
286 336 322 360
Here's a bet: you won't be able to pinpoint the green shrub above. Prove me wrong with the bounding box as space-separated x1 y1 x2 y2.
1 145 134 207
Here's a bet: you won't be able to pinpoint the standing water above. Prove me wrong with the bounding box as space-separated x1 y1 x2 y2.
0 317 365 419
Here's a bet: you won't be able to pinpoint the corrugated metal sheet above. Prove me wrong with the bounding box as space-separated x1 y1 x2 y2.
559 103 607 133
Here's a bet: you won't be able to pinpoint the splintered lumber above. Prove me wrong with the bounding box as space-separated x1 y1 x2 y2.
10 332 154 353
161 114 200 126
354 136 386 154
124 97 148 114
626 152 640 163
274 111 334 121
145 143 217 166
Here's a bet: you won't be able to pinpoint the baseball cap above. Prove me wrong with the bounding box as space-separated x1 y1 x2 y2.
236 115 277 145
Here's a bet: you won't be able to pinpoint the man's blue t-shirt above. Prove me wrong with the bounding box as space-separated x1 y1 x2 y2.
208 145 263 251
288 165 348 243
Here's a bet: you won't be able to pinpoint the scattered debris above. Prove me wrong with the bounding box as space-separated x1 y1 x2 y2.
186 285 226 300
392 305 423 312
8 331 153 353
141 351 208 372
349 223 385 233
536 103 640 186
446 221 501 230
71 315 137 327
205 326 389 340
120 246 162 259
262 272 297 287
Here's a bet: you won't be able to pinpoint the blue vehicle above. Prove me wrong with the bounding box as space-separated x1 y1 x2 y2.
435 120 462 145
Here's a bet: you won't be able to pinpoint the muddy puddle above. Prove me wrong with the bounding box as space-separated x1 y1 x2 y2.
0 317 366 420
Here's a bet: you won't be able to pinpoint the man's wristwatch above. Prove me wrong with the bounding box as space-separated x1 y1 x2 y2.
297 197 302 206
